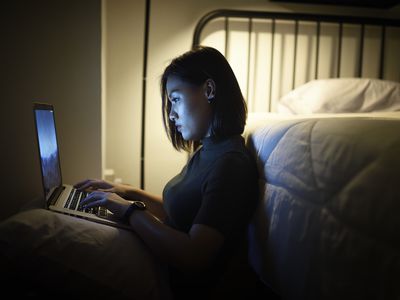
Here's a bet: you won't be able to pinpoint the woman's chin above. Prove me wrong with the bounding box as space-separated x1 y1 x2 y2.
180 133 189 141
181 133 195 141
182 136 192 142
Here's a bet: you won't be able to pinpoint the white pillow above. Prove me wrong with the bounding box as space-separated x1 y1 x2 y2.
277 78 400 114
0 209 172 299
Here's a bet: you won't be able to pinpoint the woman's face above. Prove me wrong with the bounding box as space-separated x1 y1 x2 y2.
166 76 213 141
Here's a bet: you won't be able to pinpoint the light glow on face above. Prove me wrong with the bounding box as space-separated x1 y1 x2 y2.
167 76 213 141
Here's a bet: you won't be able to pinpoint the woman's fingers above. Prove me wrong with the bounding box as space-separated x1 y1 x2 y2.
80 191 108 208
75 179 103 192
74 179 91 189
79 191 130 219
98 188 114 193
83 199 104 209
74 179 99 191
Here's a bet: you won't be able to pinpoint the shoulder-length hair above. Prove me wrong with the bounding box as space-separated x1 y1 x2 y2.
161 46 247 152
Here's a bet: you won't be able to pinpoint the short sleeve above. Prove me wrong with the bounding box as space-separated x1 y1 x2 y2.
193 152 258 237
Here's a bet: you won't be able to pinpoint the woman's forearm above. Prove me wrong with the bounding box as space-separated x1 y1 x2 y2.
128 210 215 271
124 188 167 222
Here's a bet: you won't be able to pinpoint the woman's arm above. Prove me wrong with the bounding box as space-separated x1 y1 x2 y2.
80 190 224 271
78 185 225 271
128 210 224 272
75 179 167 222
124 188 167 222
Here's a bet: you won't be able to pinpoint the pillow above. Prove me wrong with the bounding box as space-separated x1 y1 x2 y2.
0 208 172 299
277 78 400 114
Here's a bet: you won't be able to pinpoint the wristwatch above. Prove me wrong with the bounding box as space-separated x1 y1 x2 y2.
123 201 146 223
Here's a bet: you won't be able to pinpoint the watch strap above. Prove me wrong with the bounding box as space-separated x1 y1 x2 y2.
123 201 146 223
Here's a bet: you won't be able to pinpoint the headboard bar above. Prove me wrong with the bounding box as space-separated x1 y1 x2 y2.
315 21 321 79
380 26 386 79
193 9 400 112
337 22 343 77
292 20 299 90
193 9 400 48
246 18 252 102
224 17 229 58
268 19 276 111
359 24 365 77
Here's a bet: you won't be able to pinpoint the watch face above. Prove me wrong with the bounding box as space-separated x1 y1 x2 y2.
134 201 146 209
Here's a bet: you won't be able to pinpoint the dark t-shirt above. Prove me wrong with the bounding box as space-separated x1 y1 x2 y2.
163 134 259 297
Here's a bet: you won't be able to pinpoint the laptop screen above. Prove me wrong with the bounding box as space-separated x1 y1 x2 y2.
34 104 62 201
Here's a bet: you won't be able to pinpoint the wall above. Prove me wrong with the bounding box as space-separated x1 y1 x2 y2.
103 0 399 197
102 0 145 187
0 0 102 221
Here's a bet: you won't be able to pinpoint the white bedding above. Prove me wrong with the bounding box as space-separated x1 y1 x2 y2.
277 78 400 114
0 208 172 299
245 112 400 299
245 111 400 135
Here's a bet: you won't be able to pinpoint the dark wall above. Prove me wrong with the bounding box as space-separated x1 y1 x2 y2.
0 0 102 221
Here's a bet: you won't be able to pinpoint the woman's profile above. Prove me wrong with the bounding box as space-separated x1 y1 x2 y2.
75 46 260 298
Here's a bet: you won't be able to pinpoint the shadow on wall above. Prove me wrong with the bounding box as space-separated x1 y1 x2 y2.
0 0 102 221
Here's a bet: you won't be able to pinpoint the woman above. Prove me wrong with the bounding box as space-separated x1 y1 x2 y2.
76 46 259 298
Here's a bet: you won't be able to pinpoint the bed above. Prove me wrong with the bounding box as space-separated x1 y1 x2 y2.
194 9 400 300
243 109 400 299
0 8 399 300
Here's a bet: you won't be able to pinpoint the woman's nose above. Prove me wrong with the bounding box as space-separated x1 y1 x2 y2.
169 109 177 122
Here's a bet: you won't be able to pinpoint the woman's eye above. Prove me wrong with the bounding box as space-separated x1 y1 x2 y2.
171 98 179 103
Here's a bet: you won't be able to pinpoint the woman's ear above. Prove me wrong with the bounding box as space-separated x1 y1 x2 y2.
204 79 216 102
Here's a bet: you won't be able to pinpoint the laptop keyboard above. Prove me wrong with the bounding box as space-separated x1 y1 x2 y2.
64 188 108 217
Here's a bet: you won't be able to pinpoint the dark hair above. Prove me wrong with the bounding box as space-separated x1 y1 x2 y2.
161 46 247 152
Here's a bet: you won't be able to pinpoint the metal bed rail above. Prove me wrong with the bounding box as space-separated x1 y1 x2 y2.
192 9 400 111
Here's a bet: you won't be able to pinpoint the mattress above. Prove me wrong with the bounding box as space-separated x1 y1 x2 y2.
245 112 400 300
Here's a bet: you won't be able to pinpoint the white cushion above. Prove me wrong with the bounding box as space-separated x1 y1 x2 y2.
277 78 400 114
0 208 171 299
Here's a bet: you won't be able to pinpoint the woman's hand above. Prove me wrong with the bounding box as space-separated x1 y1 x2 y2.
74 179 130 198
80 191 131 219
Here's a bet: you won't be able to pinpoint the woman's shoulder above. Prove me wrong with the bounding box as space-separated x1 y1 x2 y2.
217 149 255 167
209 148 258 182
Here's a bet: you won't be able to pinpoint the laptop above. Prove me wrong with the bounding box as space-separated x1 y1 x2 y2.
33 102 132 230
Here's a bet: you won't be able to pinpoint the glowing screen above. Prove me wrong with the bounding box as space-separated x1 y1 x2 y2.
35 109 62 198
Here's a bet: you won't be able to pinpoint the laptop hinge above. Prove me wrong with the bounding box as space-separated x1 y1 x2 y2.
48 186 65 206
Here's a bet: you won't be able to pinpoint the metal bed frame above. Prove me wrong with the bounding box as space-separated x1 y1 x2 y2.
192 9 400 110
